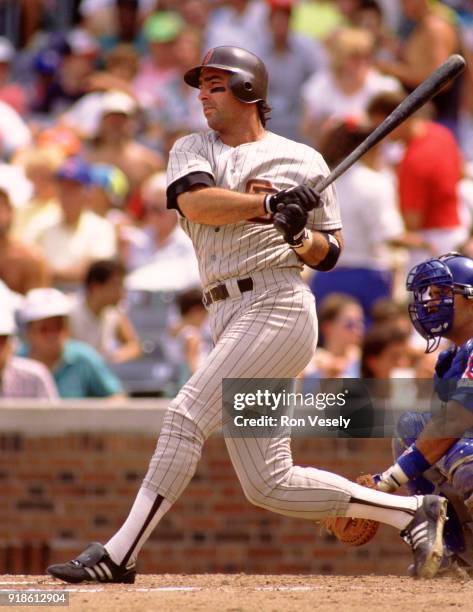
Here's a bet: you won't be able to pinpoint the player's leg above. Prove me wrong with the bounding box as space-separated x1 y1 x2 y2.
47 281 317 583
219 287 446 577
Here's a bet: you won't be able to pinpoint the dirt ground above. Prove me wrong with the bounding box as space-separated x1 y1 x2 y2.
1 573 472 612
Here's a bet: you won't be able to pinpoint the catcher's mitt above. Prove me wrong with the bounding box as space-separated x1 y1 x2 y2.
323 474 379 547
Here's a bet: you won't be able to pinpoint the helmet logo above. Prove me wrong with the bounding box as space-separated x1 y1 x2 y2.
202 49 215 65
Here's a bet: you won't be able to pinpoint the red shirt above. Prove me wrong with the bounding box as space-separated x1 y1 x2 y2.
398 122 461 229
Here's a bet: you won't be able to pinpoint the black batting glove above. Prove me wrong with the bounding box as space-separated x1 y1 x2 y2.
272 202 309 248
264 184 321 215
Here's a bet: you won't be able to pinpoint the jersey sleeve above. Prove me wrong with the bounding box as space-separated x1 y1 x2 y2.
304 152 342 232
166 133 216 213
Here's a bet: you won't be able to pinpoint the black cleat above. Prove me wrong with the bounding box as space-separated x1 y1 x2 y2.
401 495 448 579
47 542 136 584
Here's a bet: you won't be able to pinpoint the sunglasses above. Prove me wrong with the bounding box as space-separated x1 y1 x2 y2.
339 317 364 331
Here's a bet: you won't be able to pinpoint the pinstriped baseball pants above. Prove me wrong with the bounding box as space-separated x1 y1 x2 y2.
142 269 352 519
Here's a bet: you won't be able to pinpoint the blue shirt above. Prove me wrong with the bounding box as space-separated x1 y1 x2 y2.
17 339 124 399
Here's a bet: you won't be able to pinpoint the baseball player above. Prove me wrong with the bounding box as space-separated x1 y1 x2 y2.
328 253 473 569
48 46 448 583
373 253 473 570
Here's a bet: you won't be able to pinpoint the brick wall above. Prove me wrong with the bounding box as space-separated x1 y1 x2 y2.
0 405 411 576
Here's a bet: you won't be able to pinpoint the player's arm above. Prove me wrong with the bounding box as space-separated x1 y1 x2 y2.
294 229 343 270
177 185 266 225
373 404 469 492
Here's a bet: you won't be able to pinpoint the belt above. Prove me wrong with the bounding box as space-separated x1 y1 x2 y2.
203 277 253 306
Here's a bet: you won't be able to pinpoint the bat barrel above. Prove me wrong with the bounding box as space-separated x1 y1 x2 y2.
314 54 466 194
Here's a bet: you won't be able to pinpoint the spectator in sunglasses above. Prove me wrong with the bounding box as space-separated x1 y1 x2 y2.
17 288 124 399
303 293 365 380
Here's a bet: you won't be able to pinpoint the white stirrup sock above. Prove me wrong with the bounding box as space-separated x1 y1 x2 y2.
344 480 421 531
105 487 172 566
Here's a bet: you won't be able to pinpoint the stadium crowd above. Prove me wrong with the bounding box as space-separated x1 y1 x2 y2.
0 0 473 399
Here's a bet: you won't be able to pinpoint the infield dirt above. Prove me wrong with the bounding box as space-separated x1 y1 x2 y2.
1 573 472 611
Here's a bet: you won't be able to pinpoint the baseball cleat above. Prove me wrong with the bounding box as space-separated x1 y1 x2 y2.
47 542 136 584
401 495 448 579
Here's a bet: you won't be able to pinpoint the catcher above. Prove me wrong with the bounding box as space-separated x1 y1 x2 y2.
326 253 473 571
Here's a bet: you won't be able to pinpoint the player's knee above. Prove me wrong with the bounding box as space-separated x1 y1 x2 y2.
450 460 473 504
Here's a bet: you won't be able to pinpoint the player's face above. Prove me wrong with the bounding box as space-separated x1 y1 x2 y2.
198 68 242 131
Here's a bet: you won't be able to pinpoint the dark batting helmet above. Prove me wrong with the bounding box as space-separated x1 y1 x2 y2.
183 46 268 104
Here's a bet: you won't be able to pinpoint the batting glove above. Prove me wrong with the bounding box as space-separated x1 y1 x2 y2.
264 184 321 215
273 202 309 248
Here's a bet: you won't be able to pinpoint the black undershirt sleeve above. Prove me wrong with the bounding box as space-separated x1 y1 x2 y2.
166 171 215 216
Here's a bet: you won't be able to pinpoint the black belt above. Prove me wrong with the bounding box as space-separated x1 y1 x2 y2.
203 277 253 306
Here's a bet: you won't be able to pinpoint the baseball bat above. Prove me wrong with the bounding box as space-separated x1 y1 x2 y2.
312 54 466 194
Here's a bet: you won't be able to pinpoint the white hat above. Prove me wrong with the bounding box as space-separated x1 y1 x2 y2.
0 37 14 63
67 28 99 56
101 90 137 117
0 307 15 335
20 288 71 323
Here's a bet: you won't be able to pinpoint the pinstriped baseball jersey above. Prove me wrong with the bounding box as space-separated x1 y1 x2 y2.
167 130 340 288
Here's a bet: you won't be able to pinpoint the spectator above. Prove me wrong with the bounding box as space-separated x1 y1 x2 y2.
311 119 434 321
259 0 327 141
17 287 125 399
0 36 28 115
29 156 117 290
368 91 466 268
291 0 344 41
376 0 463 136
351 0 399 62
179 0 211 32
133 11 185 111
169 287 210 381
60 47 140 139
87 43 140 95
93 0 148 54
88 163 130 219
370 298 413 336
303 293 364 379
0 306 58 400
300 26 400 147
143 26 206 135
69 259 142 364
122 172 196 273
12 146 63 240
86 90 163 195
0 187 50 294
32 28 100 115
205 0 269 56
361 323 412 378
0 98 31 157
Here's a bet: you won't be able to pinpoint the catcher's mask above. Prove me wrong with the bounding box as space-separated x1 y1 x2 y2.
406 252 473 353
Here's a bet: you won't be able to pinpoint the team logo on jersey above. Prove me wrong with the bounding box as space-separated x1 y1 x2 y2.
463 352 473 380
246 179 277 224
202 49 215 65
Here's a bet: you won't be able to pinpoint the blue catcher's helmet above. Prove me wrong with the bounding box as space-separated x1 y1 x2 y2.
406 252 473 352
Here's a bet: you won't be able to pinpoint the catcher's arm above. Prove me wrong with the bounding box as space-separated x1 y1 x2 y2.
375 435 459 492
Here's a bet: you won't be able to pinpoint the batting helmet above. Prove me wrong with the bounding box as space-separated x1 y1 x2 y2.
184 46 268 104
406 252 473 352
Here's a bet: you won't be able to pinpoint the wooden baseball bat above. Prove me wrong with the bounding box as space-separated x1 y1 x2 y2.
312 54 466 194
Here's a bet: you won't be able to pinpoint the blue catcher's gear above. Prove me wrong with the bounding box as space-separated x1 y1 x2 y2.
406 252 473 352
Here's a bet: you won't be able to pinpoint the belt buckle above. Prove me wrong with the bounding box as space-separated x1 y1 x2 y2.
209 286 220 303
